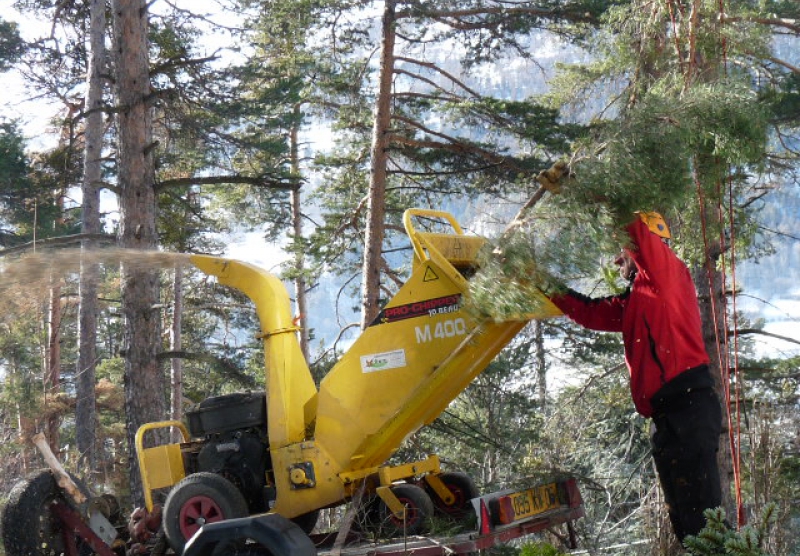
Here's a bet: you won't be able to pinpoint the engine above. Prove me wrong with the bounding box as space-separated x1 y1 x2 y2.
184 392 272 512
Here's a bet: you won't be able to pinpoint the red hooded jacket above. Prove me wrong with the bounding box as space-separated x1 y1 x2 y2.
550 218 710 417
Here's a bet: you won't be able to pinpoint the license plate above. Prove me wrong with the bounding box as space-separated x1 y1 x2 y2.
495 482 561 524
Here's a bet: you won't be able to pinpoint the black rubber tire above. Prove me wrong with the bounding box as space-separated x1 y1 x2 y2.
376 483 434 538
425 472 480 520
291 508 320 534
0 469 93 556
212 547 272 556
163 472 249 554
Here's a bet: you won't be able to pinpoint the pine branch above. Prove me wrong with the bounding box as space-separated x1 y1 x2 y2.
393 69 460 99
0 233 117 257
720 15 800 35
397 6 597 27
459 161 574 321
156 350 257 387
156 174 298 193
393 91 460 102
734 328 800 346
395 56 482 98
756 224 800 241
390 114 517 169
149 53 221 78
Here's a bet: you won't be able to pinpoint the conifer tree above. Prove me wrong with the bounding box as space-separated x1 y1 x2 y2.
110 0 162 507
293 0 604 326
226 0 354 358
75 0 108 475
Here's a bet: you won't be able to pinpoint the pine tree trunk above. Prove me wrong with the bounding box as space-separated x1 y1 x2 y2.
692 249 736 523
290 112 309 360
533 321 547 409
46 283 61 456
76 250 100 474
360 0 395 329
170 267 183 425
111 0 165 508
75 0 106 474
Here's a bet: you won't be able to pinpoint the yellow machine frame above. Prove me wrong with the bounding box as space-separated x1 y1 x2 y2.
137 208 562 519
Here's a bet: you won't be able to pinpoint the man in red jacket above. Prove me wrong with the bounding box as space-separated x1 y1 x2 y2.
548 212 723 543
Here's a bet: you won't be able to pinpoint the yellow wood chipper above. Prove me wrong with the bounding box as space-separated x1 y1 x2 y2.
135 208 563 553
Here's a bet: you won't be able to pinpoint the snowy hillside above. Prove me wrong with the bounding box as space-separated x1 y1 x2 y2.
737 184 800 357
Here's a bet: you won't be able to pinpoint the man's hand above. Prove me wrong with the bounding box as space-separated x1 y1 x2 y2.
536 160 570 194
536 271 563 297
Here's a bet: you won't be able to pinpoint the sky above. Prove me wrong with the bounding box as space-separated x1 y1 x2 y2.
1 0 243 146
1 1 59 149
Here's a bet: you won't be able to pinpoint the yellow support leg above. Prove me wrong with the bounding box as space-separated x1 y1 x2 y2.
423 473 456 505
376 485 407 520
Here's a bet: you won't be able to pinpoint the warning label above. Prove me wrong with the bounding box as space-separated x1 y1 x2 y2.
372 294 462 325
423 267 439 282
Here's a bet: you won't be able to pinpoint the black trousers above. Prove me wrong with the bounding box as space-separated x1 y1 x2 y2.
650 387 723 543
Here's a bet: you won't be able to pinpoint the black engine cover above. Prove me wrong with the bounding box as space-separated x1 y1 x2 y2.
197 429 271 513
186 392 267 437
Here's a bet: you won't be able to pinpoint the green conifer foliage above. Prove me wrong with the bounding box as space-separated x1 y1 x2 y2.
0 18 24 70
465 0 785 321
564 77 768 221
684 505 778 556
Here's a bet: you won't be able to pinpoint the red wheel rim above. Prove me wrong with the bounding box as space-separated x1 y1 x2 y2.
388 496 420 527
439 485 466 514
178 495 225 538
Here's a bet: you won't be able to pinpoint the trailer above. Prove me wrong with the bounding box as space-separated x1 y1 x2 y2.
0 463 583 556
185 477 585 556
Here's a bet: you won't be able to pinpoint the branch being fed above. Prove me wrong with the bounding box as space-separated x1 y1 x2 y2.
505 160 570 235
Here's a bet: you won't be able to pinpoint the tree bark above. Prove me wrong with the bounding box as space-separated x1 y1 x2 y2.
111 0 165 508
46 282 61 456
692 242 737 523
533 321 547 409
360 0 396 329
76 0 107 474
170 266 183 425
290 109 309 360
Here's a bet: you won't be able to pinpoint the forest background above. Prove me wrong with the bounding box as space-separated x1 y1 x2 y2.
0 0 798 554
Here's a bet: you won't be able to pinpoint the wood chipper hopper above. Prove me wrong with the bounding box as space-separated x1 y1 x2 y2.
133 208 563 552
